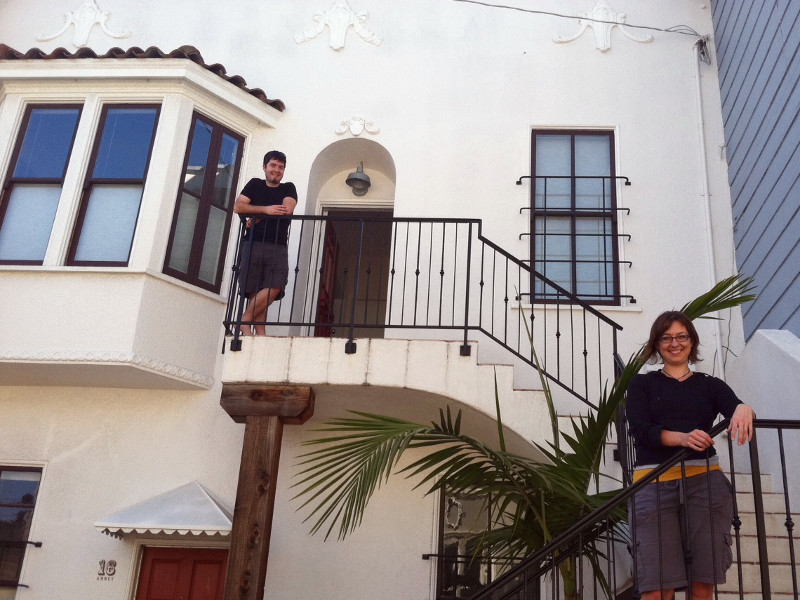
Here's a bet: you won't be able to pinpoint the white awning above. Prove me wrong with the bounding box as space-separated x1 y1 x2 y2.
94 481 232 538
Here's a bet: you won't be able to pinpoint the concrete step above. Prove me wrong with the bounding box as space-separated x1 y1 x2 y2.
675 589 796 600
735 510 799 538
735 490 788 513
729 472 774 494
732 533 800 564
674 588 797 600
715 594 795 600
717 561 798 594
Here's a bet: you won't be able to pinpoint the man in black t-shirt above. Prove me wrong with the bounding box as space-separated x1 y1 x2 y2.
233 150 298 335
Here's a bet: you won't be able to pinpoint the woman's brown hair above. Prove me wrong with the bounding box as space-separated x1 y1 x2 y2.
642 310 701 364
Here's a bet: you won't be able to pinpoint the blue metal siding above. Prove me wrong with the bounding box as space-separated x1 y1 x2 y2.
712 0 800 339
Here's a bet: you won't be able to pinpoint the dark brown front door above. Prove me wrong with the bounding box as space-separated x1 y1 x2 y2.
136 547 227 600
314 220 338 337
314 209 392 338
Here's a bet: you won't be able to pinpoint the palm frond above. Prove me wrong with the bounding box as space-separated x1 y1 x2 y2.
681 274 756 319
292 408 595 541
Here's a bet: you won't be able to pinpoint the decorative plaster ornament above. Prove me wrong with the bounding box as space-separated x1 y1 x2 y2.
295 0 381 50
336 116 380 137
553 1 652 52
37 0 130 48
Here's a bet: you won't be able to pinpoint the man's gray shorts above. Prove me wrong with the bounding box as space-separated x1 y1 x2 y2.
630 470 734 593
239 241 289 297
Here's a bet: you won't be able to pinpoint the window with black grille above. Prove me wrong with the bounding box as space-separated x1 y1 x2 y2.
436 491 493 599
0 467 41 589
530 130 621 305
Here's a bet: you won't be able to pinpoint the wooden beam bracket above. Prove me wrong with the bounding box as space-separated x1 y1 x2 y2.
221 384 315 424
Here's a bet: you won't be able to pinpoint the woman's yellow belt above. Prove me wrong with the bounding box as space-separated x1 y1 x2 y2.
633 463 721 483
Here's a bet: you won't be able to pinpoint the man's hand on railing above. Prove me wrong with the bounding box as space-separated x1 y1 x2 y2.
728 403 755 445
261 204 290 215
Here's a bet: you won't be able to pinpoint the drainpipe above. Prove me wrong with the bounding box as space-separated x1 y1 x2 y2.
693 36 726 379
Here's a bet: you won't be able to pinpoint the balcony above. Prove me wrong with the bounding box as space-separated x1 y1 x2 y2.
222 214 624 409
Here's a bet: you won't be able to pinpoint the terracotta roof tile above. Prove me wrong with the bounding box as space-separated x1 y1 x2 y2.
0 44 285 111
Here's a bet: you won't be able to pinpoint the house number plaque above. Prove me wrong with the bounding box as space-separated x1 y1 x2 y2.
97 559 116 581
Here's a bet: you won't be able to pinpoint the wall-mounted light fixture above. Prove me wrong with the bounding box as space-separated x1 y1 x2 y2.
345 162 371 196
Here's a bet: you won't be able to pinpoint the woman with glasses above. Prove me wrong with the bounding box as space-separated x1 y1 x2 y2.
626 310 755 600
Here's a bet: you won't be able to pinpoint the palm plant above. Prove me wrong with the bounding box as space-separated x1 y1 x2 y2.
292 275 755 599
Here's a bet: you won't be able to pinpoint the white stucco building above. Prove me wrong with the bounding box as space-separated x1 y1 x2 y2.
3 1 792 599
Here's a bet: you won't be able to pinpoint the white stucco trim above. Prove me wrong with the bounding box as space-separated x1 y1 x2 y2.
0 350 215 388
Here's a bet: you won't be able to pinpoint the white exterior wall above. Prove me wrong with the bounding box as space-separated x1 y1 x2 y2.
0 385 438 600
727 330 800 497
0 1 751 599
0 0 746 359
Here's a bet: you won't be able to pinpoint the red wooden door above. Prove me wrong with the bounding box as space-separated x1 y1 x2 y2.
136 547 228 600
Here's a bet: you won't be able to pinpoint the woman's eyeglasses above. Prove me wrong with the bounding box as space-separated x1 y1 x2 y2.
659 334 690 344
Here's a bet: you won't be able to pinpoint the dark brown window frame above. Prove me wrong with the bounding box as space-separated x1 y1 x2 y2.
162 112 244 293
0 466 43 589
66 103 161 267
530 129 621 305
0 103 83 266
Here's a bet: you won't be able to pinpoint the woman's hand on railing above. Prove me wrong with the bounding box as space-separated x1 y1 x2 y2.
661 428 714 451
728 403 755 445
683 429 714 451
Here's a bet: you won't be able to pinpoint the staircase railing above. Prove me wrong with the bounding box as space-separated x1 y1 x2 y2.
461 418 800 600
224 214 623 408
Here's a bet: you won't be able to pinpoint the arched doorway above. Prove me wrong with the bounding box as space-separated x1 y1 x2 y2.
304 139 396 339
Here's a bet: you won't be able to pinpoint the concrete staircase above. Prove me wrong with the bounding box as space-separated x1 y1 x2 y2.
718 472 800 599
222 336 555 449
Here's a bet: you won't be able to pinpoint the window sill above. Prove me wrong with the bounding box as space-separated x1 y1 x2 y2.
511 302 642 314
0 264 227 303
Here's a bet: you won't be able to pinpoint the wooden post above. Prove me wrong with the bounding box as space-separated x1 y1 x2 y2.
221 384 315 600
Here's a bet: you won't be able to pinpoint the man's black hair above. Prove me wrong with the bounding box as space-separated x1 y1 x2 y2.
263 150 287 165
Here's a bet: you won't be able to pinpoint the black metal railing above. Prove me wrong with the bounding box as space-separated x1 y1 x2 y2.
456 418 800 600
224 214 624 407
517 174 632 307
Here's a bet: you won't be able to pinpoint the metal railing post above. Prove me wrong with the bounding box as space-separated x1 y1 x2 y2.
461 222 473 356
344 218 365 354
229 221 253 352
777 428 799 597
748 429 771 600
